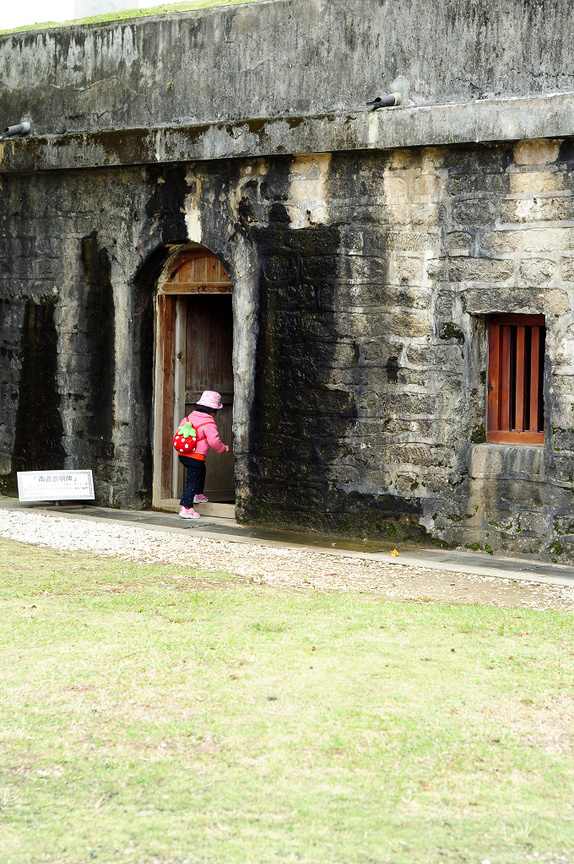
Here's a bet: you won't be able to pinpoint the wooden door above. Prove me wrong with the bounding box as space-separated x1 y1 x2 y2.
152 250 234 509
184 295 234 501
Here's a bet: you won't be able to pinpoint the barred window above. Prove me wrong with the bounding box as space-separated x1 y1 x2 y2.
487 314 545 444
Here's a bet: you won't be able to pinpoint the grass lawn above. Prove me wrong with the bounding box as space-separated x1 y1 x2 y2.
1 536 573 864
0 0 266 35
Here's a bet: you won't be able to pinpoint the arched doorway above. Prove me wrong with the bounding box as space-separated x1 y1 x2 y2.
152 247 234 511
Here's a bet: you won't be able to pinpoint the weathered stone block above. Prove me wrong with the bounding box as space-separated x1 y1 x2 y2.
481 227 574 254
447 172 510 196
384 393 438 417
324 281 387 310
552 427 574 452
543 287 569 313
513 139 562 166
384 417 437 438
391 256 425 284
434 371 464 394
359 391 388 414
324 465 363 486
385 230 439 253
515 510 554 536
386 285 434 310
444 231 473 253
413 173 440 200
387 443 452 467
427 257 514 283
467 477 549 510
339 205 387 225
510 171 566 194
452 257 514 283
469 443 546 479
418 469 451 494
359 340 392 365
338 256 388 283
391 367 432 388
384 312 433 339
393 472 422 495
383 175 408 200
550 453 574 483
452 199 497 226
337 225 389 256
434 293 454 318
461 286 542 315
386 203 439 226
518 257 557 285
500 196 574 224
551 513 574 536
405 344 464 367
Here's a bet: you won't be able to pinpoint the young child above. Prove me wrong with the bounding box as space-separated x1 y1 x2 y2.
178 390 230 519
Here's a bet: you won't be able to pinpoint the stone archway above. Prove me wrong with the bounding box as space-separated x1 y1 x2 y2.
152 246 234 511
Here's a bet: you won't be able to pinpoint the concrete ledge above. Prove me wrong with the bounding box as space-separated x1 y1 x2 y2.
2 92 574 174
469 443 546 480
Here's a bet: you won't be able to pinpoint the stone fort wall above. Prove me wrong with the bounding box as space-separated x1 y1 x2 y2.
1 0 574 136
2 0 574 561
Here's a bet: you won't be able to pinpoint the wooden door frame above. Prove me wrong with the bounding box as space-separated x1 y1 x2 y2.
152 246 233 510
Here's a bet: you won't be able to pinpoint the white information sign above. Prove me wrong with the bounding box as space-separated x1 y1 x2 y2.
17 470 95 503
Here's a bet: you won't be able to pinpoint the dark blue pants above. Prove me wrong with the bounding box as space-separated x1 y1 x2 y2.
178 456 206 508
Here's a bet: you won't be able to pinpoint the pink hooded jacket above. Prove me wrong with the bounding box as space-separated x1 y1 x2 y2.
178 410 226 460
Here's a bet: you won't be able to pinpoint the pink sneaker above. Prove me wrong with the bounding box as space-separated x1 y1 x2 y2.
193 494 209 503
179 507 200 519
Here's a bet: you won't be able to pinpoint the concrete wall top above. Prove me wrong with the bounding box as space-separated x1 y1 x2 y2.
1 0 574 136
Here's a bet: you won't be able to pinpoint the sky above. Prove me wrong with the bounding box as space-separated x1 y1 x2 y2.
1 1 72 30
0 0 182 31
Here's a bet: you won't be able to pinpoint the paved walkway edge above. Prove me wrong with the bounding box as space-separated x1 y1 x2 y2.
2 497 574 589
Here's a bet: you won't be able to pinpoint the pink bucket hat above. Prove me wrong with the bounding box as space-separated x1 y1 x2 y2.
196 390 223 410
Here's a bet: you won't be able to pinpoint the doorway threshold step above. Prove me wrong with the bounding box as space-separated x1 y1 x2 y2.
157 498 235 519
194 502 235 518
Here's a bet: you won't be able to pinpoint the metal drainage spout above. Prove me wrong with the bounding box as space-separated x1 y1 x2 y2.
366 94 402 110
0 122 31 139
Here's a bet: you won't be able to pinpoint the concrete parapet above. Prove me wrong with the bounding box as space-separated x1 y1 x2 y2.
2 94 574 175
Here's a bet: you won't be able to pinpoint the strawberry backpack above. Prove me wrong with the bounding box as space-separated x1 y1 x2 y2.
172 417 213 455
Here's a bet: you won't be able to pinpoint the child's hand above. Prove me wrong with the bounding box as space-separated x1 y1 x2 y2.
223 444 230 452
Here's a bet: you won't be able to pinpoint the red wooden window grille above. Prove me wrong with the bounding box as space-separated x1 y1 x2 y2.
487 314 545 444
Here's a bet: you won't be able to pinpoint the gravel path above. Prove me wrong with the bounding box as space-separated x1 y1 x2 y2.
2 508 574 612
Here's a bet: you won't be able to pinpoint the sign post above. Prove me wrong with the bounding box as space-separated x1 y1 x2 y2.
17 470 95 503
